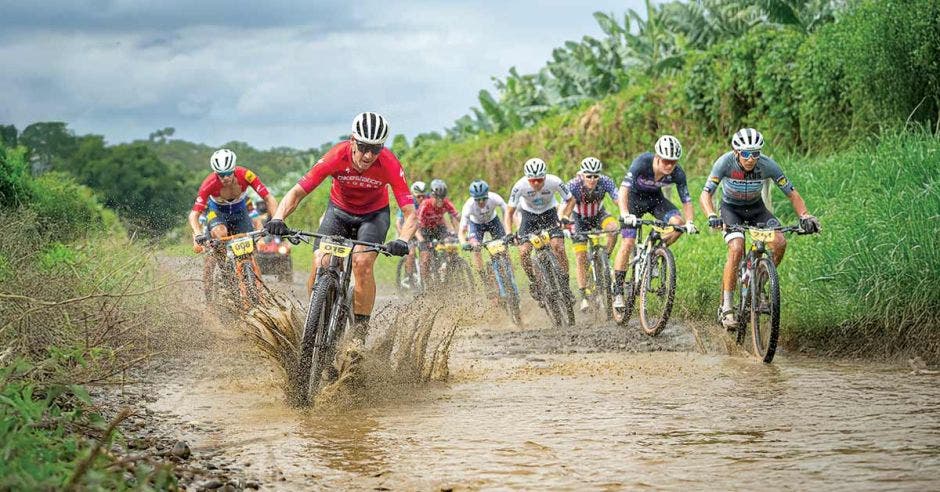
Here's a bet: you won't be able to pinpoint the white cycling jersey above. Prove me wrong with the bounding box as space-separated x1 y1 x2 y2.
460 192 506 226
508 174 572 214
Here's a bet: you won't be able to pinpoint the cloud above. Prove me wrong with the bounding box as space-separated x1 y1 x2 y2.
0 0 640 149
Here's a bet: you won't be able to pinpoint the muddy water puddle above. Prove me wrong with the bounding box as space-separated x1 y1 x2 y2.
145 312 940 490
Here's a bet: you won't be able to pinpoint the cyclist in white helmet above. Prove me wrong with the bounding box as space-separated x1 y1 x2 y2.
560 157 620 311
505 157 576 310
700 128 820 328
612 135 698 309
267 112 417 338
458 179 508 294
396 181 428 288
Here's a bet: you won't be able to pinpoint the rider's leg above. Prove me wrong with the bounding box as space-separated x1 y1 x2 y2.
663 213 685 246
602 216 619 255
404 246 415 274
722 237 745 312
770 232 788 266
351 248 379 316
613 232 636 295
550 237 574 303
572 243 588 291
518 242 538 299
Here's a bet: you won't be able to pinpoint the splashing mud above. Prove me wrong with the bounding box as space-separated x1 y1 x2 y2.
244 293 472 407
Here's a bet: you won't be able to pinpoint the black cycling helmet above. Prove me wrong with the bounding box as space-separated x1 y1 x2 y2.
430 178 448 198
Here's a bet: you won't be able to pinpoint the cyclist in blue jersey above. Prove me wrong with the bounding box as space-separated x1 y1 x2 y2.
560 157 620 312
612 136 698 309
700 128 820 328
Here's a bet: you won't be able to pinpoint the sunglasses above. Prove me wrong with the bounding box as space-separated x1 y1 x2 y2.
660 159 678 166
356 140 384 155
739 150 761 159
583 174 599 180
474 197 488 202
216 171 234 178
528 178 545 184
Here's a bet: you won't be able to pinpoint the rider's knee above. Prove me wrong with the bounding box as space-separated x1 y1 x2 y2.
352 254 374 273
727 238 745 256
210 225 228 238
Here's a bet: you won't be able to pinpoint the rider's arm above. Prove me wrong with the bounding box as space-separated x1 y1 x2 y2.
786 189 811 217
188 209 203 236
763 157 807 215
560 194 576 220
700 157 725 217
398 204 418 241
272 184 309 220
505 206 516 234
617 185 630 216
262 194 279 223
699 190 717 217
682 201 695 223
458 219 469 244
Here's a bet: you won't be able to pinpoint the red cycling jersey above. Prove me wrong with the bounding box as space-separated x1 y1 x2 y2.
297 141 414 214
418 198 459 229
192 167 270 213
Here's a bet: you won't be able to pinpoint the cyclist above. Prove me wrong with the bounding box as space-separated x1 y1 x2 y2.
416 179 460 286
266 112 415 336
560 157 620 312
458 179 507 290
612 135 697 309
505 158 575 306
188 149 277 246
700 128 820 328
396 181 427 289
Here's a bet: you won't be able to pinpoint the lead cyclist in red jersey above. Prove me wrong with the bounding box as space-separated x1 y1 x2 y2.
266 112 416 335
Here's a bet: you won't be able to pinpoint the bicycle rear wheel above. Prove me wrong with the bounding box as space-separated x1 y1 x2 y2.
638 246 677 336
750 257 781 363
613 263 638 326
296 271 339 405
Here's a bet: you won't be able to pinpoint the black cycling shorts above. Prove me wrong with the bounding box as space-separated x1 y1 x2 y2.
418 225 450 251
317 201 390 245
518 208 564 238
623 192 680 238
720 201 779 242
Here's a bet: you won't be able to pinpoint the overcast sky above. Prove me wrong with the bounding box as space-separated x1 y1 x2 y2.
0 0 646 150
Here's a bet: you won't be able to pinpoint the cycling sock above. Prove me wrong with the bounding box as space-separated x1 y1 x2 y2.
613 270 626 294
354 314 370 326
580 287 588 299
722 290 733 311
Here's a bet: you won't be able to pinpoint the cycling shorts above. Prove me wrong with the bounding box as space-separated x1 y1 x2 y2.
207 199 254 235
518 208 564 239
720 201 780 243
317 200 390 246
467 217 506 243
572 211 617 242
419 225 451 251
622 192 679 239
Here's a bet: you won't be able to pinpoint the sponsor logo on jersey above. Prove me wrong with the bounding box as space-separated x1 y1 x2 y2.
776 176 790 187
244 169 256 182
731 170 745 179
709 176 721 183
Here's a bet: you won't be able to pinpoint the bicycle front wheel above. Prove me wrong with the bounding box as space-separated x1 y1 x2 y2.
750 257 781 363
296 271 340 405
638 246 677 336
497 255 523 327
593 247 613 320
535 253 565 329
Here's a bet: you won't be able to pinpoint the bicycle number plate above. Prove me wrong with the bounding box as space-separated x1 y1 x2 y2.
588 234 606 246
749 229 776 242
486 240 506 254
229 237 254 257
530 231 552 249
318 241 352 257
652 225 675 234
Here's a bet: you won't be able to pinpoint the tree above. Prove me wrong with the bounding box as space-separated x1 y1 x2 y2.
148 127 176 143
0 125 16 148
20 122 78 174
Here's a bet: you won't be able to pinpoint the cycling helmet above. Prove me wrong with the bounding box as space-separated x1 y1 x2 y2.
523 158 547 178
411 181 427 195
210 149 237 174
468 180 489 199
351 112 390 145
430 179 448 198
654 135 682 160
579 156 603 174
731 128 764 151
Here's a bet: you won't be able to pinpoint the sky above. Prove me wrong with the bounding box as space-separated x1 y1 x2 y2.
0 0 644 150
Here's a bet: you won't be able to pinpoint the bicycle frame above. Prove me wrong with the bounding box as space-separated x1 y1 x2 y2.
482 238 518 299
201 229 267 311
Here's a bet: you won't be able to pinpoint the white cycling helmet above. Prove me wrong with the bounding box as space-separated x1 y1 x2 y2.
523 158 547 178
351 112 390 145
731 128 764 151
411 181 427 195
654 135 682 160
210 149 237 174
580 156 603 174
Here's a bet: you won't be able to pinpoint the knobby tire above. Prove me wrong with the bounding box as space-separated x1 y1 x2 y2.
638 247 677 336
750 257 781 363
297 271 339 405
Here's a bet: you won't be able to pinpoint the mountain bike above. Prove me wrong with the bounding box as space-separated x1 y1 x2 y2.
281 230 392 404
197 229 268 315
515 230 575 329
480 237 522 326
721 224 809 363
423 237 475 292
395 240 422 296
613 219 687 336
569 229 617 321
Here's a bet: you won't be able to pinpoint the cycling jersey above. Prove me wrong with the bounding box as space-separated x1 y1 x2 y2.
508 174 572 214
417 198 459 229
621 152 691 204
567 174 618 217
297 140 414 215
703 151 795 206
459 192 507 226
192 167 270 213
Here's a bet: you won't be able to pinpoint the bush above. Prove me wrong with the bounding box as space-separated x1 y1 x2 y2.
0 145 33 208
30 172 107 243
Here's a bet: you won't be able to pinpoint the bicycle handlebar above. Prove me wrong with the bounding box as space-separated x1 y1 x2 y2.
619 218 689 233
279 229 392 255
724 224 807 235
